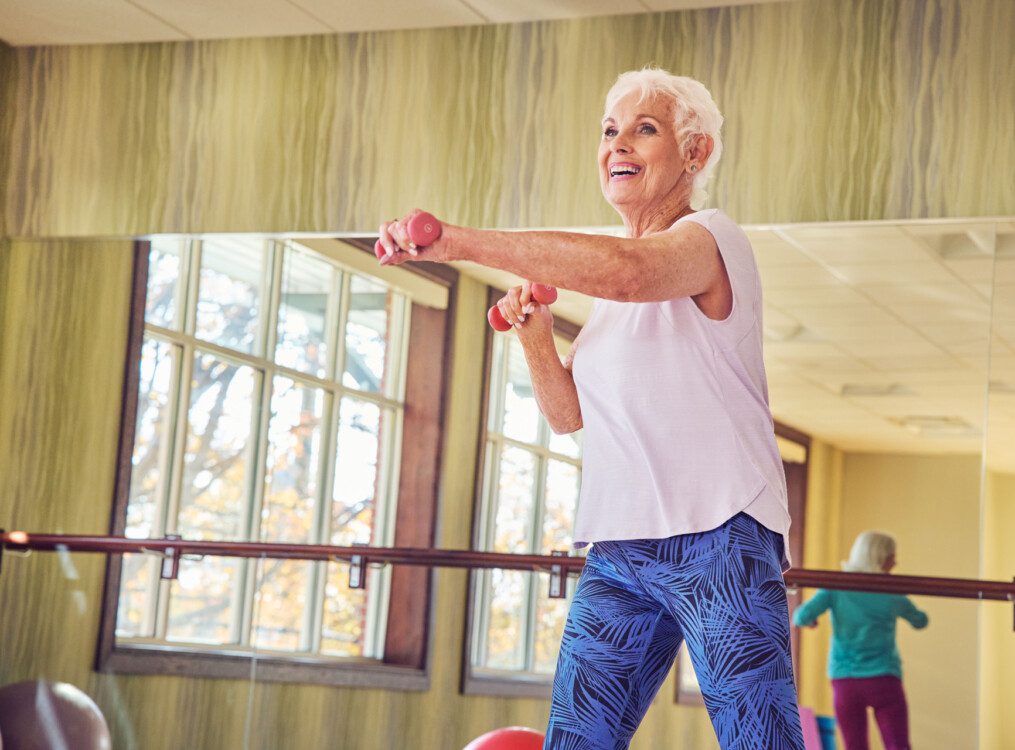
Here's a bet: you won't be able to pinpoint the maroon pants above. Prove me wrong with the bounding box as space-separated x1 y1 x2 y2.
832 675 910 750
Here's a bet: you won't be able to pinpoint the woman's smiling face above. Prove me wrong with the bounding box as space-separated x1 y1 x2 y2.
599 91 687 213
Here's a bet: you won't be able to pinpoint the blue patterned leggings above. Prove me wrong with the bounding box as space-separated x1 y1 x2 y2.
544 513 804 750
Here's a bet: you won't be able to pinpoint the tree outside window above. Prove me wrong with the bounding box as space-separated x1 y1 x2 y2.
114 237 408 661
468 324 583 686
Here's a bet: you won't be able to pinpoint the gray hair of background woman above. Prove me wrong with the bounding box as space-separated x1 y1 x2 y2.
841 530 897 573
604 68 724 209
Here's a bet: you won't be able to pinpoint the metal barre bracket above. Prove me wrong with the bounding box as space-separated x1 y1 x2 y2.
549 550 569 599
348 543 369 590
159 534 182 581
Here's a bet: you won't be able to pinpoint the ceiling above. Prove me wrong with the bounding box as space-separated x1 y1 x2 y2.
453 219 1015 469
0 0 782 46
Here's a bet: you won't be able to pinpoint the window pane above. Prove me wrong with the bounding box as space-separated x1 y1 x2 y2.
343 275 391 393
533 572 569 674
484 570 527 670
115 554 156 638
167 557 240 644
493 446 536 553
252 559 311 652
262 377 325 544
145 238 184 329
178 353 258 540
502 338 540 444
548 429 582 460
276 245 335 377
541 460 580 552
331 398 382 546
320 562 368 657
127 337 176 539
195 237 266 355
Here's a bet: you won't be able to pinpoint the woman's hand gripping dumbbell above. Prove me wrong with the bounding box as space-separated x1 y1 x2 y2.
376 211 557 331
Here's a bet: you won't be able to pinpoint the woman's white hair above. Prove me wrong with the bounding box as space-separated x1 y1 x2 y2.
841 530 897 573
604 68 724 209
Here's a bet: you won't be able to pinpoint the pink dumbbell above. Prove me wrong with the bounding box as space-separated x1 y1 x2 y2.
488 284 558 332
374 212 443 260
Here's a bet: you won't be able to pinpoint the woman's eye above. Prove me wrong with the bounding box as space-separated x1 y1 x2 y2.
638 124 657 134
604 127 617 137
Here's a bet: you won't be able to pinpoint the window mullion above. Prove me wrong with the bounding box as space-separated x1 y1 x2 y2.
153 237 201 641
307 387 339 654
473 441 503 667
314 270 354 655
239 242 283 647
524 451 550 671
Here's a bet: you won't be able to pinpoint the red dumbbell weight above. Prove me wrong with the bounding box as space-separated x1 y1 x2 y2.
488 284 558 331
374 212 443 259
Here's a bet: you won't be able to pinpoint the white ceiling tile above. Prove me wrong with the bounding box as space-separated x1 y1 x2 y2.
759 263 844 289
465 0 646 23
807 322 924 345
788 233 931 265
942 257 996 284
0 0 186 45
289 0 485 33
858 282 987 309
785 304 895 328
131 0 330 39
912 322 989 348
887 303 992 326
994 261 1015 285
829 261 958 286
748 234 812 267
766 286 872 308
866 354 963 372
840 339 947 360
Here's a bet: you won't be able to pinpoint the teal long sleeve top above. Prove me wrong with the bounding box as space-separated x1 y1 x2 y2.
793 589 929 679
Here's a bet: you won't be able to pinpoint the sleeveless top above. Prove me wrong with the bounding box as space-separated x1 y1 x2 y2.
570 208 792 568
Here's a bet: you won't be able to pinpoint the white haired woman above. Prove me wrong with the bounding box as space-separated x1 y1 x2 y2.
794 531 928 750
379 68 804 749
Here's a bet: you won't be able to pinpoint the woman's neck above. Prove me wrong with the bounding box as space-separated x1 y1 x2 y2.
621 201 696 238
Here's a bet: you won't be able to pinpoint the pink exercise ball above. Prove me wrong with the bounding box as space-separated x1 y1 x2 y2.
0 681 111 750
464 726 544 750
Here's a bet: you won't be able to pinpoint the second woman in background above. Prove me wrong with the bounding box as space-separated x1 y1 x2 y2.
795 531 929 750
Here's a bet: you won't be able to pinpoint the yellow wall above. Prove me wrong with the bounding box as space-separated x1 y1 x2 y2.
797 451 985 750
796 440 843 717
980 471 1015 750
1 0 1013 238
0 241 719 749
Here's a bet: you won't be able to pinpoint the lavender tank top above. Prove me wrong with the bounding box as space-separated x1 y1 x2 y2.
570 209 792 568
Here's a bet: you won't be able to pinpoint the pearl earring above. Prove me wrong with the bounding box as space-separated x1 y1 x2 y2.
690 165 698 172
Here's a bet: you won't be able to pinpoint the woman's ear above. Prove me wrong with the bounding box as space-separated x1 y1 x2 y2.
691 134 715 168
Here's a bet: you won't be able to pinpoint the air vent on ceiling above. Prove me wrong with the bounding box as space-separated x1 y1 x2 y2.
891 415 980 437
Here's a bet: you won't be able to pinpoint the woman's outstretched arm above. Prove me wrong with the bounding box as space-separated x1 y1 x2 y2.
380 218 725 304
793 590 832 628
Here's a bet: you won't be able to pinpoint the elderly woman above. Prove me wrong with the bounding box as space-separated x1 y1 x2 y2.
795 531 928 750
378 68 804 749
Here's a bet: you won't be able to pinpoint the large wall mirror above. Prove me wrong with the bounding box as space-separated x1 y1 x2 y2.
2 218 1013 750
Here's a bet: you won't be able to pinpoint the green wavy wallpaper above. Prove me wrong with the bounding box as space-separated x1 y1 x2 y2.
1 0 1012 238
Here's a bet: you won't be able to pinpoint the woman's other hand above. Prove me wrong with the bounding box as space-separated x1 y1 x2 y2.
497 283 554 338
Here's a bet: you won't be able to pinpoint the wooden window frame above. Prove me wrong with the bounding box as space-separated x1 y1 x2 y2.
95 239 457 690
460 287 581 699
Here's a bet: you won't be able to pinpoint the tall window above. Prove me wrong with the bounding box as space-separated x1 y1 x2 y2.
114 237 409 660
467 317 583 690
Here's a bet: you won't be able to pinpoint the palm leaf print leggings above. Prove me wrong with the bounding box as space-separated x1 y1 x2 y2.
543 513 805 750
